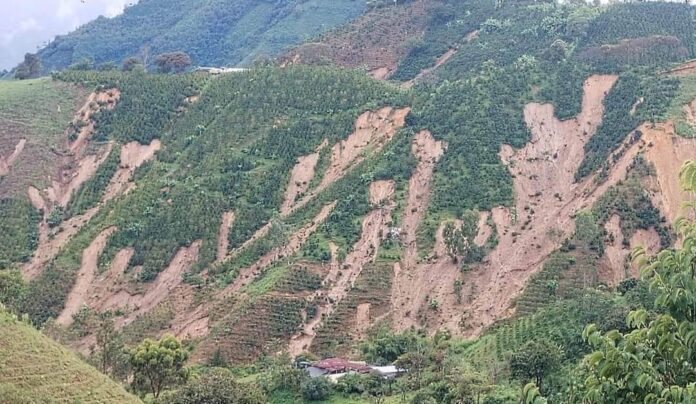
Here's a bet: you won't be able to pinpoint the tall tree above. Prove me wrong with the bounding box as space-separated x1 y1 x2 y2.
154 51 192 73
509 339 563 391
130 334 188 398
15 53 41 80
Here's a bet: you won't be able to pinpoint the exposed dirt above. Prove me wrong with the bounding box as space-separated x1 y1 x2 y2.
291 107 410 213
288 184 394 356
280 140 326 215
56 227 116 325
684 99 696 128
398 130 446 271
474 211 493 247
390 130 447 330
0 138 26 177
667 59 696 76
27 186 45 211
447 75 623 336
48 143 114 207
601 215 662 285
216 212 236 263
118 240 202 327
282 0 430 76
370 179 396 205
102 139 161 202
355 303 371 335
402 30 478 89
639 122 696 223
68 90 119 155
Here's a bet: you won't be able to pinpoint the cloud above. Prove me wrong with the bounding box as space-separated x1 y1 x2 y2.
0 0 134 70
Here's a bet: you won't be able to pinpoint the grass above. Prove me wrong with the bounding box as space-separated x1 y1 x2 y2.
0 78 86 195
0 308 140 403
666 75 696 137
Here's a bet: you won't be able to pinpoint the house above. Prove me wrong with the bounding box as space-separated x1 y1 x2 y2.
305 358 404 381
194 67 248 75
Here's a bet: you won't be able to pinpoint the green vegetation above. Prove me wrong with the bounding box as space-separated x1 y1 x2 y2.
0 308 140 403
36 0 366 72
66 144 120 217
0 198 39 267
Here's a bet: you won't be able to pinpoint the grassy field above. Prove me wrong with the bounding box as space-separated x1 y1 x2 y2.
0 309 140 403
0 77 85 196
666 75 696 137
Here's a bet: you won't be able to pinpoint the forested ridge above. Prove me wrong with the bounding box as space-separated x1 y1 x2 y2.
1 1 696 403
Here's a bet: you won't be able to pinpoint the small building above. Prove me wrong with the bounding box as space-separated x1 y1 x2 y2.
195 67 248 75
306 358 404 381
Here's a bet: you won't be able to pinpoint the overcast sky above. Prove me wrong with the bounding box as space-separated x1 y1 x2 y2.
0 0 135 70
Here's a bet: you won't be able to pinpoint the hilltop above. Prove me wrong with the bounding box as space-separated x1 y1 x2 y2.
1 0 696 402
34 0 367 72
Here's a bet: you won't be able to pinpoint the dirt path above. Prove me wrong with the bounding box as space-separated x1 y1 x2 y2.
102 139 161 201
667 60 696 76
56 227 116 325
280 140 327 215
288 184 394 356
216 212 236 263
0 139 26 177
402 30 478 89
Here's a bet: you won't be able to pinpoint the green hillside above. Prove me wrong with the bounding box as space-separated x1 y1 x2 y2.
36 0 366 72
0 309 140 403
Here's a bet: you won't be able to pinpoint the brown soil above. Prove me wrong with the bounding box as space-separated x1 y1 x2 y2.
684 99 696 128
292 107 410 213
27 186 45 210
177 203 337 340
283 0 430 76
398 130 446 271
639 122 696 223
48 143 114 207
474 211 493 247
601 215 662 285
667 59 696 76
118 240 202 327
0 138 26 177
216 212 236 263
288 184 394 356
355 303 371 335
390 131 447 330
280 140 326 215
56 227 116 325
68 90 119 155
102 139 161 202
370 179 396 205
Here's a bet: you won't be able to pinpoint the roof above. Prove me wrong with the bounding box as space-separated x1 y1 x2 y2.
312 358 371 373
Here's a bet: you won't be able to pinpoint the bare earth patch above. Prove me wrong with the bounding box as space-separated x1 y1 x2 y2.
391 130 446 330
102 139 161 201
216 212 236 263
288 182 395 356
57 227 117 326
280 140 327 215
601 215 662 286
0 138 26 177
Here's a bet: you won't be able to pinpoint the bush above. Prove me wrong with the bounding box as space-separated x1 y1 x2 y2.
301 376 332 401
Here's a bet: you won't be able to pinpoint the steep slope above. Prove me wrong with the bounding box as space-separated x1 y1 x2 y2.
0 309 140 403
36 0 366 72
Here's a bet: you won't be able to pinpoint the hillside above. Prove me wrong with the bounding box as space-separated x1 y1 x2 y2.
2 0 696 402
0 309 140 403
35 0 366 72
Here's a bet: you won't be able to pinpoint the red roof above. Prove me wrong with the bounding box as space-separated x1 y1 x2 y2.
313 358 371 373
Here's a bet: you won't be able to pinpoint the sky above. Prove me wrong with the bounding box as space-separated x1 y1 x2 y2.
0 0 134 70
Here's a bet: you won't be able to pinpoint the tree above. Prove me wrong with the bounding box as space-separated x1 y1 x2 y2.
122 57 143 72
301 376 332 401
0 270 26 310
442 210 480 263
577 160 696 403
130 334 188 398
154 51 192 73
167 368 266 404
509 339 563 391
93 313 128 378
15 53 41 80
